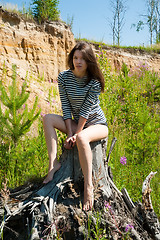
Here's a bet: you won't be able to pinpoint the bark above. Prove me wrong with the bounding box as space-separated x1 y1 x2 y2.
0 138 160 240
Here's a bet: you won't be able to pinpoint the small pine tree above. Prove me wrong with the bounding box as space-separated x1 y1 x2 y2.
32 0 60 23
0 65 41 145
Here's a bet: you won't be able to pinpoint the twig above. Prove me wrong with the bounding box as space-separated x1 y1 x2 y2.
105 137 117 165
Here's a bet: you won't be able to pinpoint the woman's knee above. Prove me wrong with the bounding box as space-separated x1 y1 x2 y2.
76 131 89 147
43 114 55 126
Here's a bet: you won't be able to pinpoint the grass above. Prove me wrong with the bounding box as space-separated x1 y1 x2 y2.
1 2 34 21
98 50 160 218
119 43 160 53
1 2 19 12
76 38 160 53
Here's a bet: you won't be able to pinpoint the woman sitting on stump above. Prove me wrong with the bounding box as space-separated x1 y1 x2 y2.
43 41 108 211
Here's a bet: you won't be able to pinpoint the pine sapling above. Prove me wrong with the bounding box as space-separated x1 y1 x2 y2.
0 65 41 145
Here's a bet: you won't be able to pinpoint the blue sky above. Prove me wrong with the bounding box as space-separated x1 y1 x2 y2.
0 0 150 46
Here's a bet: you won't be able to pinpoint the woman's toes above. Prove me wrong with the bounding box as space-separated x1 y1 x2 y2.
83 184 94 211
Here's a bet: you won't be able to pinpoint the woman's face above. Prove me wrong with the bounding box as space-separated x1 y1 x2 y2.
72 50 88 78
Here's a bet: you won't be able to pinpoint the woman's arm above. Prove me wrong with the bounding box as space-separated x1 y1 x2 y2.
65 119 73 137
75 116 87 134
58 73 72 120
64 116 87 148
79 80 101 120
63 119 74 149
65 116 87 137
71 116 87 147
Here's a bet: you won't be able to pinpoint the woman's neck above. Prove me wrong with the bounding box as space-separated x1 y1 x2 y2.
72 69 87 78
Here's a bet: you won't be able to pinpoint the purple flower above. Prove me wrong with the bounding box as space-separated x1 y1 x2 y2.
40 112 45 117
104 201 111 210
125 224 134 232
120 156 127 165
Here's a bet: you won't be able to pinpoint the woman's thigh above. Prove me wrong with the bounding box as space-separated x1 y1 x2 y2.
43 114 77 134
78 124 108 143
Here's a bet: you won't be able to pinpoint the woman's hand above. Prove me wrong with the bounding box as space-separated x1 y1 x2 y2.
64 136 73 149
71 134 77 147
64 134 77 149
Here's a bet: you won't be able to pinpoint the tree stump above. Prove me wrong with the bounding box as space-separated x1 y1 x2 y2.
0 138 160 240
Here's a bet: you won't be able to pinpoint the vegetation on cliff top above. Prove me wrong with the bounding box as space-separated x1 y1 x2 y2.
1 0 160 50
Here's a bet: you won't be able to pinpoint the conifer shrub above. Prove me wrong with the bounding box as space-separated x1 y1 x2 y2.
0 65 41 145
32 0 60 23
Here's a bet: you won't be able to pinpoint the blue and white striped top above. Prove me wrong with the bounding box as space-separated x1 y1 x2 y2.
58 69 107 128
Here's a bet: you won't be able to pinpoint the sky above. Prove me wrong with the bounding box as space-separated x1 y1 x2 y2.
0 0 150 47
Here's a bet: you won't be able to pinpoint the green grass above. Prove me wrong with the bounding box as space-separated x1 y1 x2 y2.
2 2 34 21
76 38 160 53
119 43 160 53
98 50 160 218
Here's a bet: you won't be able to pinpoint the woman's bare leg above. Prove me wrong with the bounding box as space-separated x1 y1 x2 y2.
43 114 76 184
76 124 108 211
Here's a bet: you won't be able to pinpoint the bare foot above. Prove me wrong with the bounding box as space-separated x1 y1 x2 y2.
43 162 61 184
83 184 94 211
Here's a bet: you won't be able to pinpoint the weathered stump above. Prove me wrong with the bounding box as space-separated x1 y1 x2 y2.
0 138 160 240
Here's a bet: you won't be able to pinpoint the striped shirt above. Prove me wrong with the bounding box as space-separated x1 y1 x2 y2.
58 69 107 127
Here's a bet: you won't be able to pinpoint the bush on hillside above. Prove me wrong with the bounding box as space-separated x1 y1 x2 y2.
32 0 60 23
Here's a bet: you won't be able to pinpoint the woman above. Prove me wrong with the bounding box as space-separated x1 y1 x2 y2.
43 41 108 211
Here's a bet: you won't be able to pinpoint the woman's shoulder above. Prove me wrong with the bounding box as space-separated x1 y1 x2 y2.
58 69 73 78
89 78 101 92
58 69 74 85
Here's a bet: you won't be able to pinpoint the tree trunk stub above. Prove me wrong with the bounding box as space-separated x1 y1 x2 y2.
0 138 160 240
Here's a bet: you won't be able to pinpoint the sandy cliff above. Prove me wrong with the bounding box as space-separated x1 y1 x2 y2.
0 8 75 82
1 8 160 81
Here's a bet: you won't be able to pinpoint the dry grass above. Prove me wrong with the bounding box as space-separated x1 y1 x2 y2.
2 2 19 12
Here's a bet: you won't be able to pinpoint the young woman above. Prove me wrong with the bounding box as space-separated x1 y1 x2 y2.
43 41 108 211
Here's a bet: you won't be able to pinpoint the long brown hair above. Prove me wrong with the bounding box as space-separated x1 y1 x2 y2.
68 41 105 92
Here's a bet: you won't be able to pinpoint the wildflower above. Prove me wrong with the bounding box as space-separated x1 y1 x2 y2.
104 201 111 210
41 112 45 117
125 224 134 232
120 156 127 165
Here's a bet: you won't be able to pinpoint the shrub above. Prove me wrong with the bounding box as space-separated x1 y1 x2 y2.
0 65 41 145
32 0 60 23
